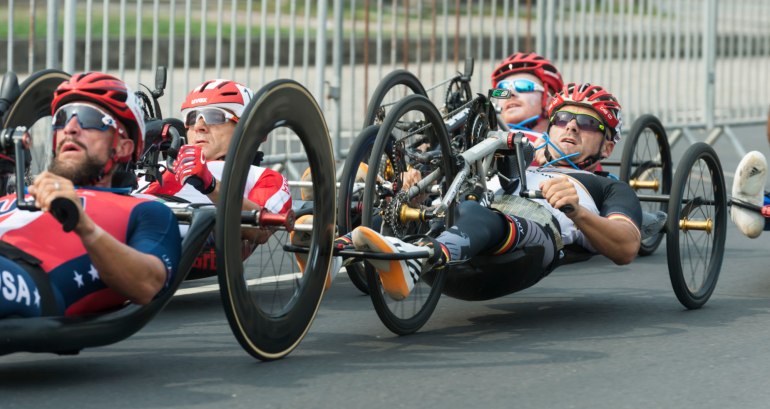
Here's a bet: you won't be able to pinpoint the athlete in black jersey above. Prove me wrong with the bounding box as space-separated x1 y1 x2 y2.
351 82 643 301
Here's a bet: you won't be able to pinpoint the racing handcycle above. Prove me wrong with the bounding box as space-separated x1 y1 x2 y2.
337 59 476 293
0 68 336 361
342 90 729 335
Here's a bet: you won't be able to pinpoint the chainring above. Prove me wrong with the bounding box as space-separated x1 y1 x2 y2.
444 77 471 113
461 96 496 150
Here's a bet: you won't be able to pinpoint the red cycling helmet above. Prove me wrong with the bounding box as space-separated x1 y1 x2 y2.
491 52 564 98
181 79 254 119
546 82 622 142
51 72 145 162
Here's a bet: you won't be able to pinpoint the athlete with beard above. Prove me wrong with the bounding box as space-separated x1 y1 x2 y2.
492 52 564 133
0 72 180 318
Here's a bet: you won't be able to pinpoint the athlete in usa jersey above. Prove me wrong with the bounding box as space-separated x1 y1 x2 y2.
0 72 181 318
0 190 180 317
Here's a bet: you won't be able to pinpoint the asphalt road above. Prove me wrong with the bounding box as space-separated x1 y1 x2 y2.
2 124 769 409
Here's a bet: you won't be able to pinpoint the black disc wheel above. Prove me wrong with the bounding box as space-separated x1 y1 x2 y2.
337 124 381 294
620 114 672 256
666 142 726 310
1 69 70 195
363 69 426 127
216 80 336 361
362 94 457 335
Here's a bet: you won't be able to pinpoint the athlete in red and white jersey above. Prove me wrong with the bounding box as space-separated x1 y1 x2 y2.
142 79 292 276
0 72 181 318
144 79 291 214
144 160 291 214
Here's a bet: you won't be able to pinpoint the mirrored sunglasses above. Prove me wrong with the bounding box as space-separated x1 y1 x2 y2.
496 79 545 94
182 107 238 127
52 103 120 132
550 110 606 134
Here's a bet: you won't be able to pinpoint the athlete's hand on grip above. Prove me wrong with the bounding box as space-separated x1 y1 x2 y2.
173 144 215 194
28 171 82 231
539 175 578 215
29 171 81 213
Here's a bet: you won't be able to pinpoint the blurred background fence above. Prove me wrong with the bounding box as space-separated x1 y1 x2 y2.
3 0 769 164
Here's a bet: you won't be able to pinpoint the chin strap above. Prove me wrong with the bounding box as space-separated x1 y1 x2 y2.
93 128 129 184
542 136 605 170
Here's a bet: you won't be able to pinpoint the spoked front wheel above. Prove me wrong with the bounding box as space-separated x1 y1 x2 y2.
619 114 672 256
217 80 336 361
362 94 457 335
666 142 726 309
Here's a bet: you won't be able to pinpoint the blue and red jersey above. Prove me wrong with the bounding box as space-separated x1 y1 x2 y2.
0 188 180 316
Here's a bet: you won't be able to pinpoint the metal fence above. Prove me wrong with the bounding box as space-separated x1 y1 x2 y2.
3 0 770 165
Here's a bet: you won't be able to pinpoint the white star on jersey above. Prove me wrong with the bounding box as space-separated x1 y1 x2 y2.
87 264 100 281
73 271 84 288
34 289 40 308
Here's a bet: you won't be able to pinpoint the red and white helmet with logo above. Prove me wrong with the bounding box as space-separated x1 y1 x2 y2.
490 52 564 97
180 79 254 118
546 82 623 142
51 72 145 162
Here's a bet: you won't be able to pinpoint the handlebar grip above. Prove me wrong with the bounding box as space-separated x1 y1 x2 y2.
529 190 575 214
50 197 79 232
559 204 575 214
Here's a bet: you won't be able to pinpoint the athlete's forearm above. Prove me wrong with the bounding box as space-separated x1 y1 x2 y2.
204 180 262 211
75 216 167 304
569 207 640 265
205 184 270 244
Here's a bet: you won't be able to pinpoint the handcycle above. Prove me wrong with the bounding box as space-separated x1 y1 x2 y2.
342 90 727 335
0 69 336 361
337 59 478 293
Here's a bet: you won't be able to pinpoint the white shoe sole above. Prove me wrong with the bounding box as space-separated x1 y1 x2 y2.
731 151 767 238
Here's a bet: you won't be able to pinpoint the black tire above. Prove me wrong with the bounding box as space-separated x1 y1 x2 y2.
362 94 457 335
342 70 424 294
337 124 381 294
216 80 335 361
1 69 70 194
666 142 726 310
363 69 426 127
619 114 672 256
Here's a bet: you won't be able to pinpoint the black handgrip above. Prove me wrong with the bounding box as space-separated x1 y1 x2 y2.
559 204 575 214
462 58 474 80
529 190 575 214
50 197 79 232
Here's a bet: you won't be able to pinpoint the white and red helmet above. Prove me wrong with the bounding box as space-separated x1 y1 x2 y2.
546 82 622 142
180 79 254 118
491 52 564 97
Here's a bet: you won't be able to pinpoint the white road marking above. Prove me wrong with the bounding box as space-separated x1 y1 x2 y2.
174 268 347 296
